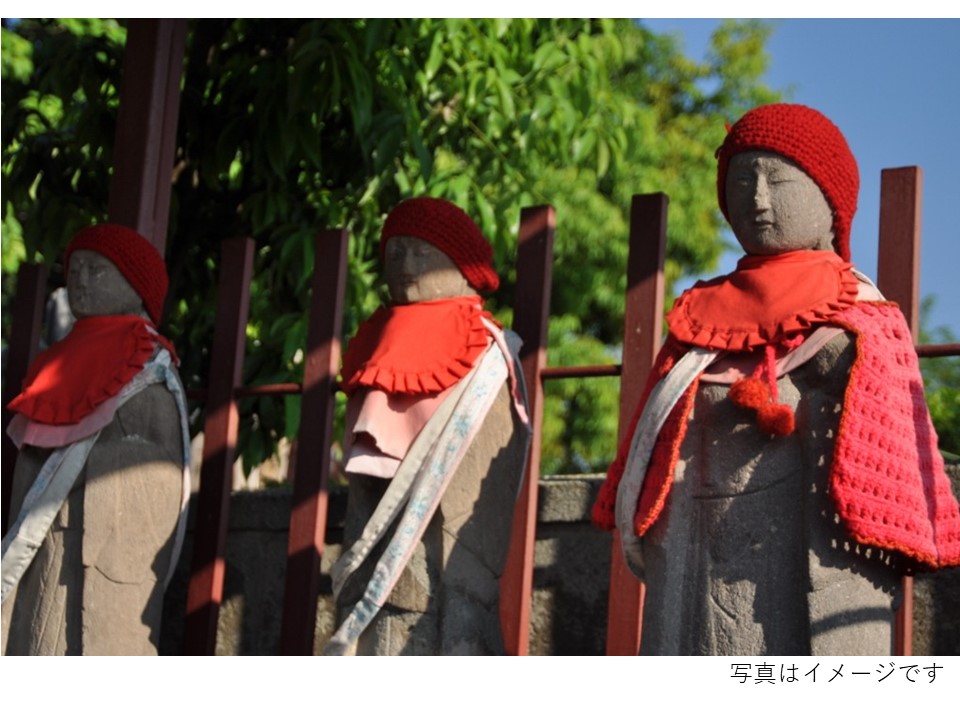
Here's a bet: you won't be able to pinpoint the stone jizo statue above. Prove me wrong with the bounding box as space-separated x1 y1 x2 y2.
2 223 189 655
327 196 530 655
593 103 960 655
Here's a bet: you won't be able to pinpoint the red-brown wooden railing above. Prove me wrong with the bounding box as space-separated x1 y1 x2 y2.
500 206 555 655
279 229 349 655
877 166 922 656
500 194 668 654
602 193 669 655
1 24 953 652
183 236 255 654
108 19 186 253
180 229 350 656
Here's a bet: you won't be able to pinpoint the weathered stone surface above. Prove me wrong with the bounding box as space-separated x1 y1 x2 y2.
913 463 960 655
67 249 147 318
640 332 899 655
725 151 836 255
337 382 527 655
384 236 472 305
3 245 184 656
624 147 918 655
3 383 183 655
530 522 610 656
159 467 957 654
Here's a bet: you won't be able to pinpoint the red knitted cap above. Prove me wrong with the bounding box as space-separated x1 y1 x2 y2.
65 223 169 323
380 197 500 293
716 104 859 261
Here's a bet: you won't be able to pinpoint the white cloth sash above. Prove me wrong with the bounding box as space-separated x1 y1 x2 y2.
614 348 718 576
325 332 523 655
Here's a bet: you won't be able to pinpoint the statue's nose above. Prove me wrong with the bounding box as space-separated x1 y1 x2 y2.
753 175 771 210
400 248 419 275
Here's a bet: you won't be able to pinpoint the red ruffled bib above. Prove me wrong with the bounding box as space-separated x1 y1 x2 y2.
8 315 174 425
340 296 497 396
667 250 859 351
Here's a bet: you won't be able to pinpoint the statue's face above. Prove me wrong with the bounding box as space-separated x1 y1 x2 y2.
67 249 145 318
725 151 835 256
384 235 472 305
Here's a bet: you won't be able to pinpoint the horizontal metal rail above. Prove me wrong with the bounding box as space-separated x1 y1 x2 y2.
917 343 960 358
184 341 959 403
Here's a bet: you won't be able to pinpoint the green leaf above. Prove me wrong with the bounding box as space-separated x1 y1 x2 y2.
2 17 781 476
596 137 610 178
285 394 302 440
424 30 445 83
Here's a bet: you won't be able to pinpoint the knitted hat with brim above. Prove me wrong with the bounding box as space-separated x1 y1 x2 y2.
716 103 859 262
65 223 169 324
380 197 500 293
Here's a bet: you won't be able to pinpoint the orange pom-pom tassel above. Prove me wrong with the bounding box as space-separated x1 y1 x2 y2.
758 403 795 436
729 377 769 410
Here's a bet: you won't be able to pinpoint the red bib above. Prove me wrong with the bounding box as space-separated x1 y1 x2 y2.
340 296 496 396
8 315 172 425
667 250 859 351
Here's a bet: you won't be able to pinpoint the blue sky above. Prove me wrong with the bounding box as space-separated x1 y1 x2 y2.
643 18 960 336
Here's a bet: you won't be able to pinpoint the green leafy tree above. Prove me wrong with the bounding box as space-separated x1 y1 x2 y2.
2 19 126 337
3 19 778 475
919 297 960 458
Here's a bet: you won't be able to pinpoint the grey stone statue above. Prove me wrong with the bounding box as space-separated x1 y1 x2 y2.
596 104 960 655
2 224 188 655
330 197 529 655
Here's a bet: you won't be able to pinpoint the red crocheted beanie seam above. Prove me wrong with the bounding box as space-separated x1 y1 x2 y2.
380 197 500 293
716 103 860 262
65 223 169 324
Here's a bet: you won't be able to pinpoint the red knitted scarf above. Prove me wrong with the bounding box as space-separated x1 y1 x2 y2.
340 296 497 396
8 315 174 425
593 302 960 570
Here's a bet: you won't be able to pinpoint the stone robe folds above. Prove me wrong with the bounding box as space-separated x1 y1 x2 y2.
334 298 530 655
595 265 960 655
2 346 187 656
640 331 900 654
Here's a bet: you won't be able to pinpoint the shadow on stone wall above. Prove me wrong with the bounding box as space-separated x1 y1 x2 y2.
913 463 960 655
160 466 960 655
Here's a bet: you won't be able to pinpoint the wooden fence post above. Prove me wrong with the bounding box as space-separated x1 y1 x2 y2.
605 193 668 655
279 229 349 655
108 19 186 251
183 236 254 654
877 166 923 656
500 205 555 655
